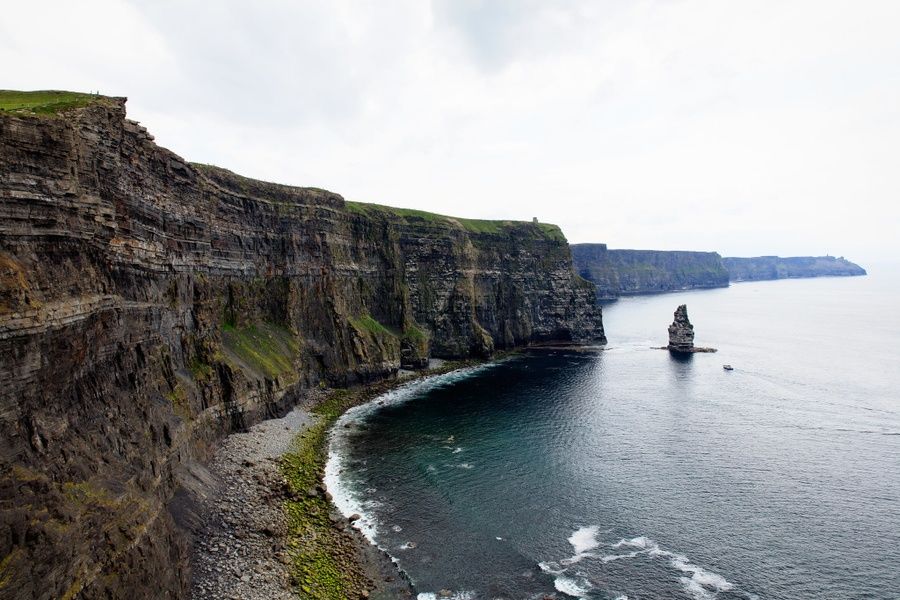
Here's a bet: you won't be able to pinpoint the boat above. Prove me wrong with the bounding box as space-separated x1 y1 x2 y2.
723 364 734 371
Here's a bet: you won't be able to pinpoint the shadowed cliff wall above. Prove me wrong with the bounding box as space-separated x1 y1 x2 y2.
0 97 604 599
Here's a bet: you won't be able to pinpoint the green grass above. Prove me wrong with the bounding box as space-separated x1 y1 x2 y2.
403 324 427 344
348 314 393 337
345 201 567 242
188 358 214 381
221 322 300 379
0 90 107 115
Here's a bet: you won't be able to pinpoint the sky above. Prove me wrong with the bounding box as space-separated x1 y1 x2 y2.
3 0 899 263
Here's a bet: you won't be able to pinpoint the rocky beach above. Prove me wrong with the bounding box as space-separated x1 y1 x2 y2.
186 389 416 600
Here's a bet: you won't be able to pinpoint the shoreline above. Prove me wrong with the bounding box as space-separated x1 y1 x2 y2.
188 358 487 599
324 360 505 550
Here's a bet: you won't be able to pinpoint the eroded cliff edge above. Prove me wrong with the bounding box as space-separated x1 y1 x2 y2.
0 97 604 599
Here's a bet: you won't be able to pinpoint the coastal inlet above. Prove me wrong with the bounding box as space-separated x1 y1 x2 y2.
325 274 900 600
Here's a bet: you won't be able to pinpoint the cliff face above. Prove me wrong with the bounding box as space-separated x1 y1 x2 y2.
567 243 621 301
571 244 729 300
0 98 604 599
722 256 867 281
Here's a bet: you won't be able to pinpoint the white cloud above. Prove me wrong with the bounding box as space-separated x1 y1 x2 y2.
2 0 898 263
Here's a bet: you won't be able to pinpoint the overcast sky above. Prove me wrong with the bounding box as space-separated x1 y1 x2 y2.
3 0 899 263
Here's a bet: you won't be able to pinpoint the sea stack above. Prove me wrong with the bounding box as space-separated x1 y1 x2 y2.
667 304 695 353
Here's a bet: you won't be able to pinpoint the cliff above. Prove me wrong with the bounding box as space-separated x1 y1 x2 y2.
722 256 867 281
0 93 604 599
571 244 729 300
572 244 867 302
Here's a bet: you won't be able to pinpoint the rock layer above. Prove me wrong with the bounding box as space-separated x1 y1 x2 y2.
571 244 729 300
667 304 695 353
0 97 604 599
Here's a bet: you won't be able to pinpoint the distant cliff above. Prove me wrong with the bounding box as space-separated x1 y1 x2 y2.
572 244 867 301
571 244 729 300
0 94 604 599
722 256 867 281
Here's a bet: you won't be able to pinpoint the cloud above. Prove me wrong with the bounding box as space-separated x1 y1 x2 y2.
2 0 898 262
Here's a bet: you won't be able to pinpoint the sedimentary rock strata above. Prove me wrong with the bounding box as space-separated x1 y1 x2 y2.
0 97 604 598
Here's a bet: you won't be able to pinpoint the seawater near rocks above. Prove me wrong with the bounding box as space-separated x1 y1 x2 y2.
665 305 716 354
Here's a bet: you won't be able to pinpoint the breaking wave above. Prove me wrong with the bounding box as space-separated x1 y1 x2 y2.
541 529 739 600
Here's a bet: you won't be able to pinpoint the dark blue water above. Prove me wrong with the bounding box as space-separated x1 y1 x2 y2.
326 272 900 600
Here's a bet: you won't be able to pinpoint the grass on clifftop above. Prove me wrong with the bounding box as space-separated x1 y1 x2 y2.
0 90 106 115
345 201 567 242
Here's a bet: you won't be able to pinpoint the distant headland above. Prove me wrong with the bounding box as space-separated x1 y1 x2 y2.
571 243 866 301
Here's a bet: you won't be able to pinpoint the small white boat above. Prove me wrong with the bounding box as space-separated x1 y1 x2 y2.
723 364 734 371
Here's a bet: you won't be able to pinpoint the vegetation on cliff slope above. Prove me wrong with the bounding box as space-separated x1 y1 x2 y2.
221 322 300 379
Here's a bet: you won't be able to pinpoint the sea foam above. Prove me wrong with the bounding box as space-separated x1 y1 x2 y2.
544 530 737 600
611 535 735 599
416 592 475 600
568 525 601 555
324 362 499 544
554 575 592 598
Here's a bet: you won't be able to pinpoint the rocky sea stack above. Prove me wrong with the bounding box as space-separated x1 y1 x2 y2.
667 304 695 352
666 304 716 354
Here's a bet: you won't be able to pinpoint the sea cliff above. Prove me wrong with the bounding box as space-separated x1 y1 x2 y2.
572 243 866 301
722 255 867 281
0 94 603 599
571 244 729 300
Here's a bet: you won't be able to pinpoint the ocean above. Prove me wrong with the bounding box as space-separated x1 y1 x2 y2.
325 271 900 600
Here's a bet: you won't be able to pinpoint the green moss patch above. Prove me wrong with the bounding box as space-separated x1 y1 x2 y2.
280 390 364 599
221 322 300 379
0 90 107 115
165 383 192 421
349 314 393 337
402 324 427 344
62 481 119 510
